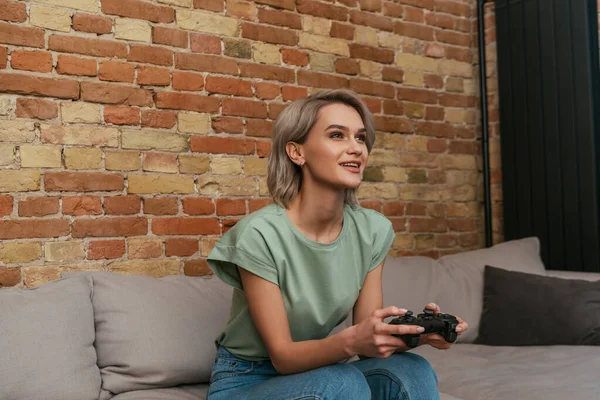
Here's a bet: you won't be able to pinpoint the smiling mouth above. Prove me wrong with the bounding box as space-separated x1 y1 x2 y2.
339 162 361 173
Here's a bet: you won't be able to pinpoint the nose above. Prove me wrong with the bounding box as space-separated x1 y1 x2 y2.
347 137 363 155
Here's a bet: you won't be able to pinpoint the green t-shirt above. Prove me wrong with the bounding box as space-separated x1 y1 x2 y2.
207 203 394 361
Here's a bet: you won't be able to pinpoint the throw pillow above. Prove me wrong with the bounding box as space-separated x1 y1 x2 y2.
475 265 600 345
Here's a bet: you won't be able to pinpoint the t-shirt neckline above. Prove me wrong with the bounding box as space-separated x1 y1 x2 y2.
276 204 349 249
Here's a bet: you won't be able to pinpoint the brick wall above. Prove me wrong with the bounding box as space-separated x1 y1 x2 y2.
0 0 484 289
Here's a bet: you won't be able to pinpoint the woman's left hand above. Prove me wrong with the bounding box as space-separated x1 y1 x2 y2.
420 303 468 350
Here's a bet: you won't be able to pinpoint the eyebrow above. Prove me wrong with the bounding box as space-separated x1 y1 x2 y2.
326 124 367 133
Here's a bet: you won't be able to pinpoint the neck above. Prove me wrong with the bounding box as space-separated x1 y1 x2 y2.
285 180 346 244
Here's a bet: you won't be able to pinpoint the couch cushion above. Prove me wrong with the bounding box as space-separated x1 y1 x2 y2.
82 272 232 395
0 275 101 400
412 344 600 400
111 387 205 400
476 266 600 346
436 237 545 342
382 256 448 314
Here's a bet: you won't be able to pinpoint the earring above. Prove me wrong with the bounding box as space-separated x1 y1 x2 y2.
299 161 305 167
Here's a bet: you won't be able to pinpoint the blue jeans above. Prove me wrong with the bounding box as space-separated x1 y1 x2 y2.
206 346 440 400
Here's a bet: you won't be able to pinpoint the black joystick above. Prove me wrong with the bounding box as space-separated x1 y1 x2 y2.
388 308 459 348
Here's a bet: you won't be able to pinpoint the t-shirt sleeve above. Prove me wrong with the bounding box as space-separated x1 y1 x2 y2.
369 213 395 271
207 222 278 291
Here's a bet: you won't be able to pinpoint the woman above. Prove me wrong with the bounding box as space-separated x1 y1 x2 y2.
206 89 468 399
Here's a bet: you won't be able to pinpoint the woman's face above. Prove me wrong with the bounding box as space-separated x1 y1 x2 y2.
300 103 369 190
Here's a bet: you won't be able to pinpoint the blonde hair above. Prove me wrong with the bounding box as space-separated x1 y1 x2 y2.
267 89 376 209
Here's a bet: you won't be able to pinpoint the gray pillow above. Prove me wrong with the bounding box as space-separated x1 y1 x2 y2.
436 237 546 342
0 275 101 400
80 272 232 395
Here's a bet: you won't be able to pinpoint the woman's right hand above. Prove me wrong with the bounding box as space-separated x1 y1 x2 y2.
344 306 425 358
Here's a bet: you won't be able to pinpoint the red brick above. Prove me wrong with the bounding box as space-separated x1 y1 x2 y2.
99 61 135 82
206 76 252 97
63 196 103 216
153 26 188 48
448 219 477 232
297 0 347 21
438 93 476 108
399 0 434 9
254 82 280 99
0 267 21 287
424 74 444 89
155 92 219 113
394 22 434 41
374 115 413 133
444 45 471 63
397 87 438 104
81 82 152 106
383 2 403 18
137 66 170 86
330 22 354 40
335 58 359 75
426 12 453 29
383 201 405 216
382 100 404 115
0 195 12 217
0 22 44 48
417 122 454 138
298 70 348 89
349 43 394 64
190 33 221 54
193 0 224 12
143 197 178 215
281 48 308 67
152 217 220 235
191 136 255 154
48 35 126 58
165 238 199 257
212 116 244 133
436 30 470 47
350 78 395 98
175 53 238 75
282 86 307 102
449 140 475 154
338 0 357 7
0 46 6 69
241 22 298 46
45 172 124 192
249 198 272 212
11 50 52 72
268 103 286 120
172 71 204 91
104 105 140 125
246 119 272 137
16 98 58 120
101 0 174 23
104 195 141 215
0 0 27 22
258 8 301 29
256 140 271 157
128 44 173 66
216 199 246 216
382 67 404 83
409 218 447 233
72 217 148 238
254 0 294 10
56 55 97 76
184 259 211 276
406 203 427 216
425 106 444 121
350 10 394 31
436 0 471 17
72 13 113 34
0 219 69 239
222 98 267 118
183 197 214 215
0 73 79 99
88 239 126 260
141 110 176 128
18 197 59 217
425 42 445 58
390 217 407 232
240 63 295 84
362 97 381 114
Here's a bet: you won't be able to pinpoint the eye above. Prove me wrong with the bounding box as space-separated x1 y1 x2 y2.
356 134 367 143
329 132 344 139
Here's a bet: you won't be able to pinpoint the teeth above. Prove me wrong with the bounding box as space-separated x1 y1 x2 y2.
341 163 359 167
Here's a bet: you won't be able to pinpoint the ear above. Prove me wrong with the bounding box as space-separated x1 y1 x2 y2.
285 142 304 167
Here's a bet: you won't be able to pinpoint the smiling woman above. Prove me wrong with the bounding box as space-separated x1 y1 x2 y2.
204 90 465 399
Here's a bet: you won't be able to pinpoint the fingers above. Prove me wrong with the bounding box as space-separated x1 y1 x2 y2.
425 302 441 314
376 321 424 336
372 306 407 320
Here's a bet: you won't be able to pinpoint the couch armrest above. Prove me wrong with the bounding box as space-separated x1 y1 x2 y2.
545 270 600 281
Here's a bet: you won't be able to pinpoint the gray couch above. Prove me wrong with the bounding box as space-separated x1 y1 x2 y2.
1 237 598 399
